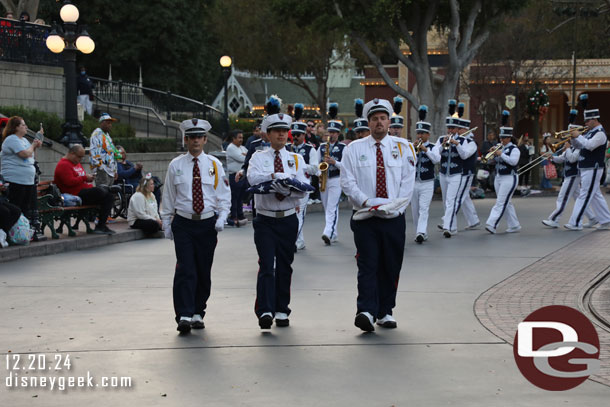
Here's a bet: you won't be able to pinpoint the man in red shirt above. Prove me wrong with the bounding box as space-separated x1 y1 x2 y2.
54 145 115 234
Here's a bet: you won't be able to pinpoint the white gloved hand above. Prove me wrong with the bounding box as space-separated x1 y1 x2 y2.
270 180 291 196
273 172 292 180
215 217 225 232
164 227 173 240
366 197 392 208
305 164 319 176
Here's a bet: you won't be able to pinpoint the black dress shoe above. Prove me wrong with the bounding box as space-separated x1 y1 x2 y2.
275 318 289 327
191 320 205 329
322 234 331 245
177 319 191 333
258 314 273 329
354 313 375 332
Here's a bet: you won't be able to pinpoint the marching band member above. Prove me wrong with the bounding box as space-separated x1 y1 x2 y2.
412 105 440 243
353 98 370 139
318 103 346 245
454 107 481 230
565 94 610 230
542 110 597 228
247 96 309 329
290 103 320 250
485 111 521 234
161 119 231 333
433 99 463 238
340 98 416 332
389 97 406 139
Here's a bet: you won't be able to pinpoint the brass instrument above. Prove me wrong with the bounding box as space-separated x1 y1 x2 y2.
414 139 424 153
481 143 503 164
554 125 587 138
319 135 330 192
517 126 588 175
442 134 453 150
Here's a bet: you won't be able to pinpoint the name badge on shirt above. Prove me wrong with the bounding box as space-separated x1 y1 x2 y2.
359 155 367 162
392 150 399 160
176 169 184 176
263 160 272 169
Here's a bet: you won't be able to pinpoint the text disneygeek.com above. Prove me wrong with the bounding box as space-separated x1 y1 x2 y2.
4 353 132 391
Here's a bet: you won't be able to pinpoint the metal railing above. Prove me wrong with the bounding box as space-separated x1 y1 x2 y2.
0 18 62 66
89 76 224 145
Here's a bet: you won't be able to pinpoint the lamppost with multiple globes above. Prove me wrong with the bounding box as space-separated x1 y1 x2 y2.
46 1 95 146
220 55 232 139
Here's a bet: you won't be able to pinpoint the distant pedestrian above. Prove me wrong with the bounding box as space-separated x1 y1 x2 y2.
77 65 95 115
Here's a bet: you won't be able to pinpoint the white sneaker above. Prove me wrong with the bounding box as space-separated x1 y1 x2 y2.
414 233 427 244
506 226 522 233
296 241 306 250
564 223 583 231
583 219 599 228
275 312 288 320
485 225 496 234
376 314 397 328
354 312 375 332
597 222 610 230
465 222 480 230
541 219 559 228
0 230 8 248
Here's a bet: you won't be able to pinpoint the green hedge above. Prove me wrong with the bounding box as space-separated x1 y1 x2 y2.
0 106 64 141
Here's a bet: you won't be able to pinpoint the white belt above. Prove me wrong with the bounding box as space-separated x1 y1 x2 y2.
257 208 296 218
175 210 215 220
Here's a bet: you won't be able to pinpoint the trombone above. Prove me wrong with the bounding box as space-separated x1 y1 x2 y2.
554 126 587 138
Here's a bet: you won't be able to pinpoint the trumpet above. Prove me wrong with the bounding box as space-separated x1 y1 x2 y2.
414 139 424 153
481 143 503 164
554 126 587 138
442 134 454 150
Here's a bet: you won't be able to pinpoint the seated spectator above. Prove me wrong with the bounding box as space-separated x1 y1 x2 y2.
53 145 115 235
19 11 29 22
116 146 142 191
127 175 162 236
0 180 21 247
225 129 248 226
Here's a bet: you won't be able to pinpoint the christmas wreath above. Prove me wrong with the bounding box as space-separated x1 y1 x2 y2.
527 87 550 119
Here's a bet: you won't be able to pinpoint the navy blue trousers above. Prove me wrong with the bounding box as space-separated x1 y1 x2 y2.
253 213 298 317
171 215 217 322
351 214 406 319
229 173 246 220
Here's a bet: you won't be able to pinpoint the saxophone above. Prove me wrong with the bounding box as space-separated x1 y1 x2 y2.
318 135 330 192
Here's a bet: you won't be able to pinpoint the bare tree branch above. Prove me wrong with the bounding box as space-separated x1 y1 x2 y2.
457 0 481 57
447 0 460 68
0 0 17 13
353 34 419 108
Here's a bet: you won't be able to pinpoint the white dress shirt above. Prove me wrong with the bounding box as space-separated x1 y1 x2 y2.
340 135 416 212
226 143 248 174
456 135 478 159
571 125 607 151
247 147 308 211
551 147 580 165
497 142 520 167
160 152 231 224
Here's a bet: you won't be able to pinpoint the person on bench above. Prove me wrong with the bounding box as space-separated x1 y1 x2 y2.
53 145 115 235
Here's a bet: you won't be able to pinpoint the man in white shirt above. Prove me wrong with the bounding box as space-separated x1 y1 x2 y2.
160 119 231 333
340 98 416 332
247 97 310 329
226 129 248 226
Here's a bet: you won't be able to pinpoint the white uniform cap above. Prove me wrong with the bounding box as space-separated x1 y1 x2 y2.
261 113 292 133
363 98 393 119
180 118 211 136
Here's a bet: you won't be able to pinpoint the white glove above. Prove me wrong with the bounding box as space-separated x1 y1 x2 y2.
215 217 225 232
270 180 291 196
163 220 173 240
273 172 292 180
305 164 319 176
365 198 392 208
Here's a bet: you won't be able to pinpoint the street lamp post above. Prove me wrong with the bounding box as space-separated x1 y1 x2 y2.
46 1 95 146
220 55 233 140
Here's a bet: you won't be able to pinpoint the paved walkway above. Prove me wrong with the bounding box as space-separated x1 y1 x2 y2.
474 230 610 386
1 196 609 406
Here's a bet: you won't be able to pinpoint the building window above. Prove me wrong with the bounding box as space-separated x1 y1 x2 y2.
229 97 241 113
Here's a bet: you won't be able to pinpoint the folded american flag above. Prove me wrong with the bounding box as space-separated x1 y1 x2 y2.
247 177 315 194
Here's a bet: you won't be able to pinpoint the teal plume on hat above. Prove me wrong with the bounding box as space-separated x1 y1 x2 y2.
501 110 510 126
579 93 588 110
294 103 304 121
354 99 364 118
448 99 457 115
328 103 339 120
265 96 281 115
418 105 428 121
393 96 403 114
569 109 578 124
457 102 465 118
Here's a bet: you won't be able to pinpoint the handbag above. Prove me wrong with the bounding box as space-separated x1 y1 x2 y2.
544 162 557 180
7 215 34 245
